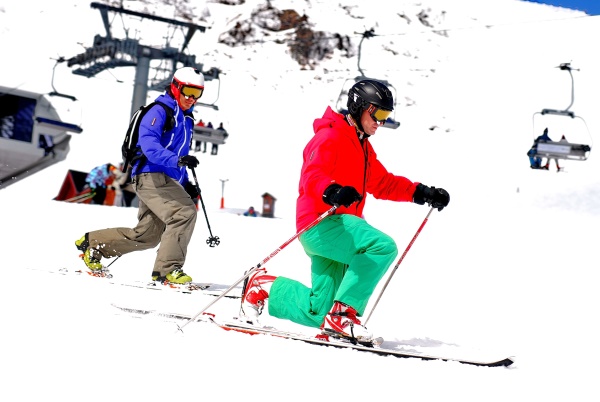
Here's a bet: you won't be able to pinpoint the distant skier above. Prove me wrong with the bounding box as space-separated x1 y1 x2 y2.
243 206 258 217
85 163 120 205
240 79 450 344
211 122 227 155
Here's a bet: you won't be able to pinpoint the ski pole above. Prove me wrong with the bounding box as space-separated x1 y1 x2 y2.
364 206 434 326
190 167 220 247
105 255 121 269
177 204 339 332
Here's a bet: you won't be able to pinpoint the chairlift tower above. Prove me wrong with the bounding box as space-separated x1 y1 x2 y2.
66 2 220 117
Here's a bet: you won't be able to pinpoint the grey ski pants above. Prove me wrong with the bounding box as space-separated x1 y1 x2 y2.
88 172 197 276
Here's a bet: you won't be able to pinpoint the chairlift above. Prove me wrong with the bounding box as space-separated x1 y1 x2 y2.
191 67 229 151
335 29 401 130
192 124 229 151
195 67 222 111
530 63 592 165
49 57 78 102
45 57 83 134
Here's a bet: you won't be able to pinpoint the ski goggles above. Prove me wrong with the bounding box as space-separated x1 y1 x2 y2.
366 104 392 124
181 85 204 100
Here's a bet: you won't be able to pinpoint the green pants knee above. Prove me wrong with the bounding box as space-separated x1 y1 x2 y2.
269 214 398 328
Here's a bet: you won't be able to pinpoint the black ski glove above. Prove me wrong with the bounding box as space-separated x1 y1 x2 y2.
184 182 199 199
178 155 199 169
323 184 362 207
413 183 450 211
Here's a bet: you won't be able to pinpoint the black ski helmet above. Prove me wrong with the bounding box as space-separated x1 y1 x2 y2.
347 79 394 128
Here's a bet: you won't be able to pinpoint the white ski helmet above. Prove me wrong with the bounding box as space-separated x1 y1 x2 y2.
170 67 205 104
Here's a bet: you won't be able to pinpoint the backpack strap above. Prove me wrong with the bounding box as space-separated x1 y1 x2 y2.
153 101 175 132
129 101 175 172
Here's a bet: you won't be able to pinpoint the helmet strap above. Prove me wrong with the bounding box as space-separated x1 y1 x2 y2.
345 113 367 140
169 81 187 110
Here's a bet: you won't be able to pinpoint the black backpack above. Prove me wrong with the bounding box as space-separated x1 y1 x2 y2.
121 101 175 173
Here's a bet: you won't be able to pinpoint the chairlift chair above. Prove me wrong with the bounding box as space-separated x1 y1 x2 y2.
49 57 78 102
195 67 221 111
192 125 228 148
190 67 228 150
45 57 83 133
530 63 592 164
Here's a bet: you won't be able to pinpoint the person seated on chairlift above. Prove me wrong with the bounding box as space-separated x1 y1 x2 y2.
528 127 552 169
195 119 206 152
541 135 567 172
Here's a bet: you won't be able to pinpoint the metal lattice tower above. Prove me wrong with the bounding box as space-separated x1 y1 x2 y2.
66 2 220 116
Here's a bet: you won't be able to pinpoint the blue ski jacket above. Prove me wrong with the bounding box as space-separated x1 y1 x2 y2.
132 93 195 186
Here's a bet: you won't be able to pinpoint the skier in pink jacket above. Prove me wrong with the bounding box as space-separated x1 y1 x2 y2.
241 79 450 343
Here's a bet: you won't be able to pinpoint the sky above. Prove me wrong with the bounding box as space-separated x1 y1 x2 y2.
526 0 600 15
1 1 600 401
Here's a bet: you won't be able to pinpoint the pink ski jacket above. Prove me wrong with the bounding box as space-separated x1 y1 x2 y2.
296 106 419 231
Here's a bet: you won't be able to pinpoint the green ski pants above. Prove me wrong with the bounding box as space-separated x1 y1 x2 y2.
268 214 398 328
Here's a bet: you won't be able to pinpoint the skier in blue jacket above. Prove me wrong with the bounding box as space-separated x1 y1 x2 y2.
75 67 205 284
528 127 552 169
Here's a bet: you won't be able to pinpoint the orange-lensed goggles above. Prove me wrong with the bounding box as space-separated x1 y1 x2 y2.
367 104 392 124
181 85 204 100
